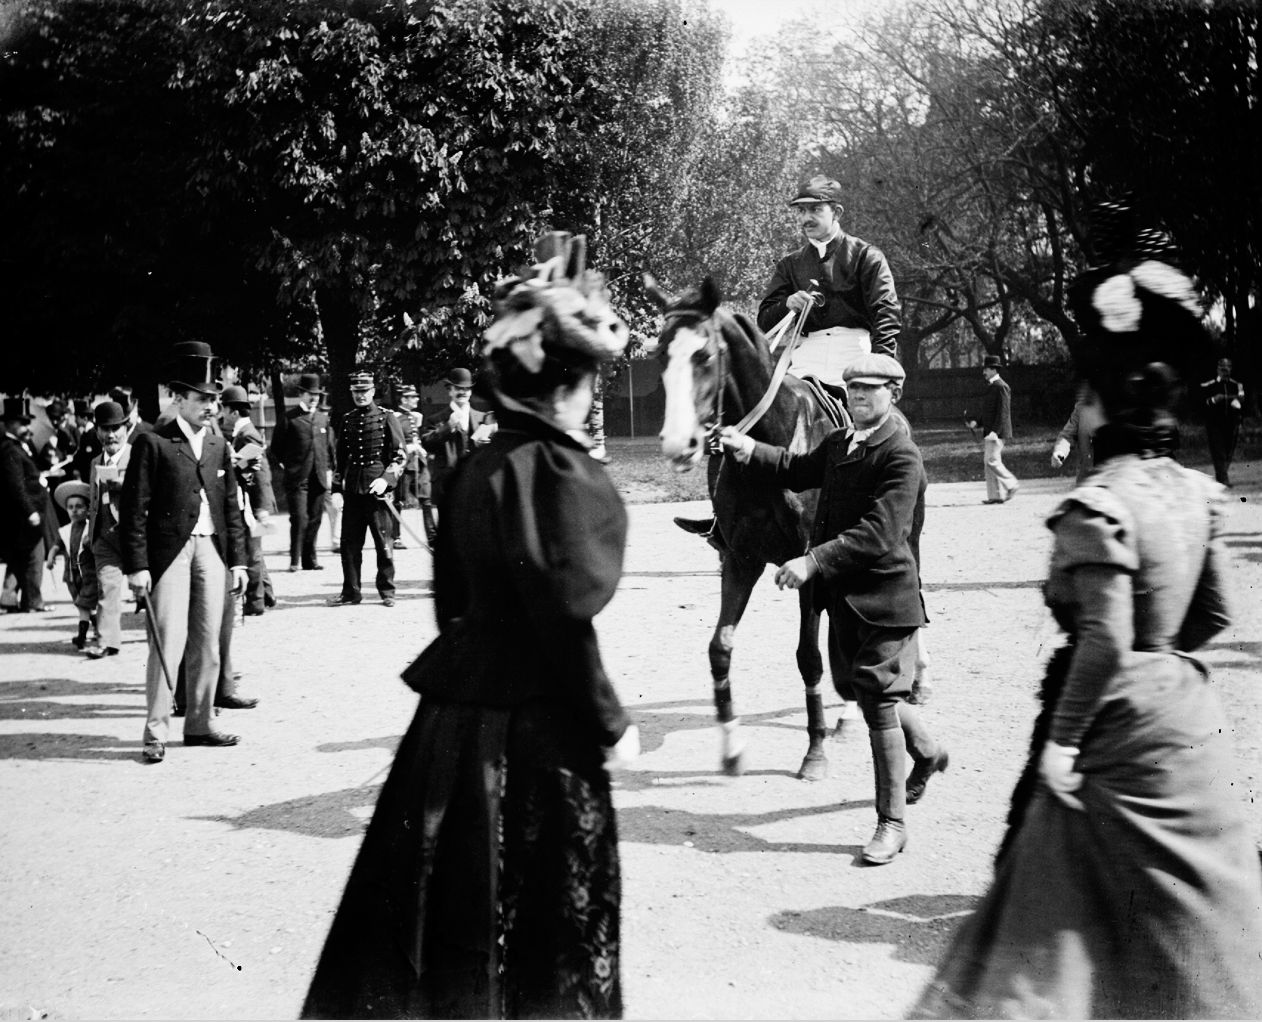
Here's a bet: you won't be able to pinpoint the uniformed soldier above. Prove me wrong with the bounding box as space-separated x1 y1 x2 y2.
327 371 407 607
1200 357 1244 487
390 384 428 549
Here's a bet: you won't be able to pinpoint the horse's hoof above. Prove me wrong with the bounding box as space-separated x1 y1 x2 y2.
797 755 829 782
721 752 745 777
831 718 851 742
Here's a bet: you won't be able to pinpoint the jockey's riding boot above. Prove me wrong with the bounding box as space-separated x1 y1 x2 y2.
673 515 716 536
862 727 908 865
422 507 438 549
899 702 949 805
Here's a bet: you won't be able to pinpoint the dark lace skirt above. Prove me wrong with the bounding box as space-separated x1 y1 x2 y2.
302 698 622 1020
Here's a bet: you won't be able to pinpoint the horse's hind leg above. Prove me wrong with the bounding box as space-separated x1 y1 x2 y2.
709 553 762 776
796 595 829 781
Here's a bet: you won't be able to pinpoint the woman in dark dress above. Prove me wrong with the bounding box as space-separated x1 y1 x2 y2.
302 233 639 1020
909 255 1262 1018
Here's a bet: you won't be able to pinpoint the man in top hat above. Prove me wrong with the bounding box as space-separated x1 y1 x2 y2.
271 372 337 572
1 396 52 612
328 371 406 607
120 342 248 763
420 367 494 545
84 399 133 658
716 352 946 866
676 175 902 541
1200 357 1244 487
391 384 428 550
966 354 1018 504
220 385 276 614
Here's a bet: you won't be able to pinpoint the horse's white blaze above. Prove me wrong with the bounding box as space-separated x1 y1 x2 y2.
659 326 708 462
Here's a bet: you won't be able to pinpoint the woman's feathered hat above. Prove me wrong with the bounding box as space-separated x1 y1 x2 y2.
1068 207 1208 385
482 233 629 373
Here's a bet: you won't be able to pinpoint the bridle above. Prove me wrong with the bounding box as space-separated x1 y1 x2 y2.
661 302 811 454
662 307 729 454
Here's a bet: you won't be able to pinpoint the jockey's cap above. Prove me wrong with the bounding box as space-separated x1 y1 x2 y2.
788 175 843 208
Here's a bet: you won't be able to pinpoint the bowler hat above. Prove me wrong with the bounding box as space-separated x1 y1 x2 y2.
788 175 844 209
74 399 92 417
221 384 250 408
843 353 905 386
47 400 66 420
349 371 375 392
54 480 91 511
982 354 1003 368
297 372 326 395
2 396 32 422
443 367 474 388
166 341 221 396
92 400 128 429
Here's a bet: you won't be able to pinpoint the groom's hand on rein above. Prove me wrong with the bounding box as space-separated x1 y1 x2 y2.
717 427 754 463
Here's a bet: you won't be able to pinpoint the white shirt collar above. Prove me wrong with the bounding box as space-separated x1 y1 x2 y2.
808 224 842 258
848 413 890 451
174 414 207 450
231 416 250 438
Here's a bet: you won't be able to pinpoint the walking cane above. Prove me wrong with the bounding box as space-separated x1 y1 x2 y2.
379 496 431 553
138 590 176 695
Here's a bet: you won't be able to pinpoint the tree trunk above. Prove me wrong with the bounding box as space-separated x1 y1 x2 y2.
319 288 361 425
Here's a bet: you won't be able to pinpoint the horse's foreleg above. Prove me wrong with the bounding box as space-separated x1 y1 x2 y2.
709 555 761 777
795 595 830 781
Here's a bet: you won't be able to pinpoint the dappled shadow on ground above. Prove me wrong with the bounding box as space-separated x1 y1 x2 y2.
0 731 143 762
194 784 382 840
1222 532 1262 565
615 800 867 857
1198 637 1262 672
770 893 980 965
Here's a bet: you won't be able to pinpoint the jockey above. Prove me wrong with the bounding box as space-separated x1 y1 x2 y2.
758 174 901 384
676 174 902 541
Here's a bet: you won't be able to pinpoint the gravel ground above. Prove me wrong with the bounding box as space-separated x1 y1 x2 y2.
2 451 1259 1020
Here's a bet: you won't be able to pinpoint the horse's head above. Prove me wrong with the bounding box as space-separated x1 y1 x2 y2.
645 274 726 471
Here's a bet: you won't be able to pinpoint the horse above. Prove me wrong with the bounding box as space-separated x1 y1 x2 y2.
646 275 852 780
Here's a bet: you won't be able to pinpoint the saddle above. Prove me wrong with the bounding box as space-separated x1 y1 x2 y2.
795 374 850 431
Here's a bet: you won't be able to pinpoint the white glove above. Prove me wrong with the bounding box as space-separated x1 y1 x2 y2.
230 567 248 595
604 724 640 770
368 477 389 496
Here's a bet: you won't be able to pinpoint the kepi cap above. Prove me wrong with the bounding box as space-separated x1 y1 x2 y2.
348 371 375 392
842 353 905 386
788 175 844 208
399 384 419 398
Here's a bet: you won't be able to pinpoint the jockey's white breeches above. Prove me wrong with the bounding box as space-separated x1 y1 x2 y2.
789 326 871 387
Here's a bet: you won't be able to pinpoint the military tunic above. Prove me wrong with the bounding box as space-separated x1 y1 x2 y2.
334 402 406 601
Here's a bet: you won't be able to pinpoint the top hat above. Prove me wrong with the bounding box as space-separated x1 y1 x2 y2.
2 396 32 422
92 400 128 429
220 384 250 408
788 175 844 208
54 480 91 511
982 354 1003 368
166 342 221 396
843 353 906 387
348 371 375 392
443 367 474 389
74 399 92 417
297 372 325 395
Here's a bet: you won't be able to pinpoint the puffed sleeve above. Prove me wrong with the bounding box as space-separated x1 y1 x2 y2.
500 443 631 746
1046 492 1138 747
